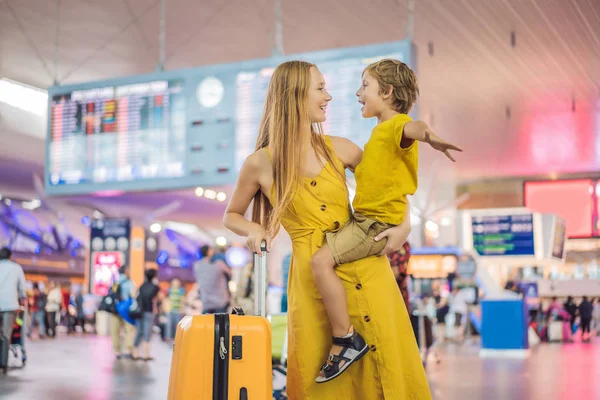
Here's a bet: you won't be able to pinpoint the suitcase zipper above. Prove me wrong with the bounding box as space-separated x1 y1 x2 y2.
219 337 227 359
213 314 230 400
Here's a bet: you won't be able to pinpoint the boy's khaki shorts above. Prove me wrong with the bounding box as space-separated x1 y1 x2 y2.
324 213 394 265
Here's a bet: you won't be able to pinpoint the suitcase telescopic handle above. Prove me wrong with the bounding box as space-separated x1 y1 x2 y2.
254 240 268 317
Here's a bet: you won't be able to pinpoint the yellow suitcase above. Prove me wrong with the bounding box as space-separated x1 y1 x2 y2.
168 243 272 399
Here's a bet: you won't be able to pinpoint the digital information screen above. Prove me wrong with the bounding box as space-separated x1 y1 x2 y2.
89 218 131 295
49 80 185 187
472 214 535 257
46 40 413 195
524 179 598 238
235 51 405 170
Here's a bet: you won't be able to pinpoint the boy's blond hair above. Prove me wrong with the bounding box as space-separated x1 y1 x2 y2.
364 59 419 114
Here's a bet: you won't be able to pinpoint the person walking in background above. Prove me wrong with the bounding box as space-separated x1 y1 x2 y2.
27 282 46 339
545 297 573 342
166 278 185 341
110 266 136 360
211 246 229 266
117 265 135 304
579 296 594 342
71 287 87 334
0 247 26 341
116 285 137 342
194 245 232 314
132 268 160 361
60 283 71 328
156 295 168 342
211 246 233 305
45 281 62 338
387 242 412 313
564 296 578 334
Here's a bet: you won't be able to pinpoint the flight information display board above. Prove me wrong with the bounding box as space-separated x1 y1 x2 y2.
234 52 404 170
472 214 536 257
49 80 185 187
46 40 414 195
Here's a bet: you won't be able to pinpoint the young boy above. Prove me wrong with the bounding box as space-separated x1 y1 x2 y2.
312 59 462 383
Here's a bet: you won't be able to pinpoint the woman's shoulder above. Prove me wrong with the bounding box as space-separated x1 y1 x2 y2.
243 148 272 172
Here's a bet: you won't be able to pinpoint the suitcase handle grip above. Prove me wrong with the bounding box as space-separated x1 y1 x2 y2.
254 240 268 317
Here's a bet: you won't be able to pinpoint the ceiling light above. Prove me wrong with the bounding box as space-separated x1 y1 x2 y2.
204 189 217 200
22 199 41 211
194 187 204 197
425 220 439 232
216 192 227 202
150 223 162 233
215 236 227 246
0 78 48 116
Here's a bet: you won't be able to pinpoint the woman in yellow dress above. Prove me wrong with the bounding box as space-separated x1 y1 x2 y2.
224 61 432 399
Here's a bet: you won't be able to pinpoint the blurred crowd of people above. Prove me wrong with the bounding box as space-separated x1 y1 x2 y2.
101 244 238 361
537 296 600 343
25 280 90 339
0 243 244 364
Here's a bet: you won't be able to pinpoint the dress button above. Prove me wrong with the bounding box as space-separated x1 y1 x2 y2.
370 345 377 352
310 180 317 187
364 316 371 322
355 284 362 290
333 221 340 229
320 205 327 211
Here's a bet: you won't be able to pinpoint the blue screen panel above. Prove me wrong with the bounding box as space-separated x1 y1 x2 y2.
472 214 536 256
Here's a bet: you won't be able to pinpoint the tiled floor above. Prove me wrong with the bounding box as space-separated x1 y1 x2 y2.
427 339 600 400
1 333 599 399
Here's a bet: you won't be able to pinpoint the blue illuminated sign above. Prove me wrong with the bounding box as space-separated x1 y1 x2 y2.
472 214 535 257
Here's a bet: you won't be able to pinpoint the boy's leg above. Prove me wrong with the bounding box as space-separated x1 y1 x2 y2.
311 244 350 338
312 245 370 382
312 216 384 382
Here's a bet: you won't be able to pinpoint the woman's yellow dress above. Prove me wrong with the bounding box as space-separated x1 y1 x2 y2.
278 139 432 399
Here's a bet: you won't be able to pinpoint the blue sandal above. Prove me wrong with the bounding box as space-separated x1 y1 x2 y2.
315 329 369 383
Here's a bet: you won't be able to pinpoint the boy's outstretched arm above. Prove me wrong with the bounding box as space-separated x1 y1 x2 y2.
402 121 463 162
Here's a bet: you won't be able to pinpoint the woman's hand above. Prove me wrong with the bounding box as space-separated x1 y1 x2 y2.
246 225 272 254
374 221 411 256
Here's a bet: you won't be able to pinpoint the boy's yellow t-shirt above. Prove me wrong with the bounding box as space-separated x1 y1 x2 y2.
352 113 418 226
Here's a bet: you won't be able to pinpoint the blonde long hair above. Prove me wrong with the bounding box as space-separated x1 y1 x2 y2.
252 61 345 234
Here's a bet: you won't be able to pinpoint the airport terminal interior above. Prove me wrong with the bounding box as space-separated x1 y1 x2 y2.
1 0 600 399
